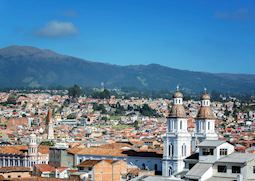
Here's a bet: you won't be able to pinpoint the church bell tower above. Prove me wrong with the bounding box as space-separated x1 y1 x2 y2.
162 86 192 176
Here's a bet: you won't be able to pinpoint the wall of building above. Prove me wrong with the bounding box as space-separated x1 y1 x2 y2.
93 161 113 181
198 143 233 164
245 160 255 180
213 162 244 179
49 148 69 167
0 171 31 179
127 156 162 172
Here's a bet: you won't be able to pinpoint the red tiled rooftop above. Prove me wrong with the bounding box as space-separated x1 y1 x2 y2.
34 164 55 172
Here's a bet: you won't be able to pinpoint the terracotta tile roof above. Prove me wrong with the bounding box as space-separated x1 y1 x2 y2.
38 145 49 154
68 147 126 157
77 160 101 168
0 166 31 173
0 146 25 155
12 177 73 181
0 145 49 155
55 167 68 172
99 143 132 149
34 164 55 173
77 160 118 168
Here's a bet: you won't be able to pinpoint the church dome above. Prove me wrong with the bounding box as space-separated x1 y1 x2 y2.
202 93 211 100
169 105 187 118
173 91 183 99
196 106 215 119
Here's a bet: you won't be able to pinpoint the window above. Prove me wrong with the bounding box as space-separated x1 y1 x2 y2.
218 165 227 173
253 166 255 173
172 144 174 156
168 120 171 131
208 122 210 130
8 175 11 178
18 175 21 178
180 121 182 130
182 144 186 157
202 148 214 155
169 143 174 157
232 166 241 173
169 166 172 176
220 149 228 156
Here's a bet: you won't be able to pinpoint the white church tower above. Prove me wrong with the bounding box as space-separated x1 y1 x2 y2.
28 133 38 166
162 86 191 176
194 89 218 143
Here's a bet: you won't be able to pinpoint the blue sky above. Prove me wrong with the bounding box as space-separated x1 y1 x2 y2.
1 0 255 74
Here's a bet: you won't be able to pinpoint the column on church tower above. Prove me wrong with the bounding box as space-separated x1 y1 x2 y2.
162 86 192 176
18 157 21 166
194 89 218 143
8 156 10 166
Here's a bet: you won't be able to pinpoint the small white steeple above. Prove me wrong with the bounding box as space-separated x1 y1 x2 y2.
173 85 183 105
201 88 211 107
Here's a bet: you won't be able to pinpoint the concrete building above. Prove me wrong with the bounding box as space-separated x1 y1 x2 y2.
184 140 255 181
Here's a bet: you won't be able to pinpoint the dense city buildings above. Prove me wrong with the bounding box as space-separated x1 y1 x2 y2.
0 88 254 180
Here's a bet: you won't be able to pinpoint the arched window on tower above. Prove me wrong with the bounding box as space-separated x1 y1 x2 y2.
168 144 171 157
169 166 172 176
172 144 174 156
180 121 182 130
182 144 186 157
208 122 210 130
169 143 174 157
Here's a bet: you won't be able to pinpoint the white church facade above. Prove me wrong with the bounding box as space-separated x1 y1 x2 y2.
163 87 218 177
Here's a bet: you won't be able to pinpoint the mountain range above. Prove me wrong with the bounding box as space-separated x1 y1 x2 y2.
0 45 254 93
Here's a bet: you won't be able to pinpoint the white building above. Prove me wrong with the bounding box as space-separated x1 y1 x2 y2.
0 134 49 168
162 87 192 176
185 140 255 181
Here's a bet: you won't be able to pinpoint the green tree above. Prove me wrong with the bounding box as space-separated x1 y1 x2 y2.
68 84 83 98
133 120 139 130
138 104 158 117
92 89 111 99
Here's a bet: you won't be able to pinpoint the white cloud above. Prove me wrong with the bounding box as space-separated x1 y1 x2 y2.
36 21 78 38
